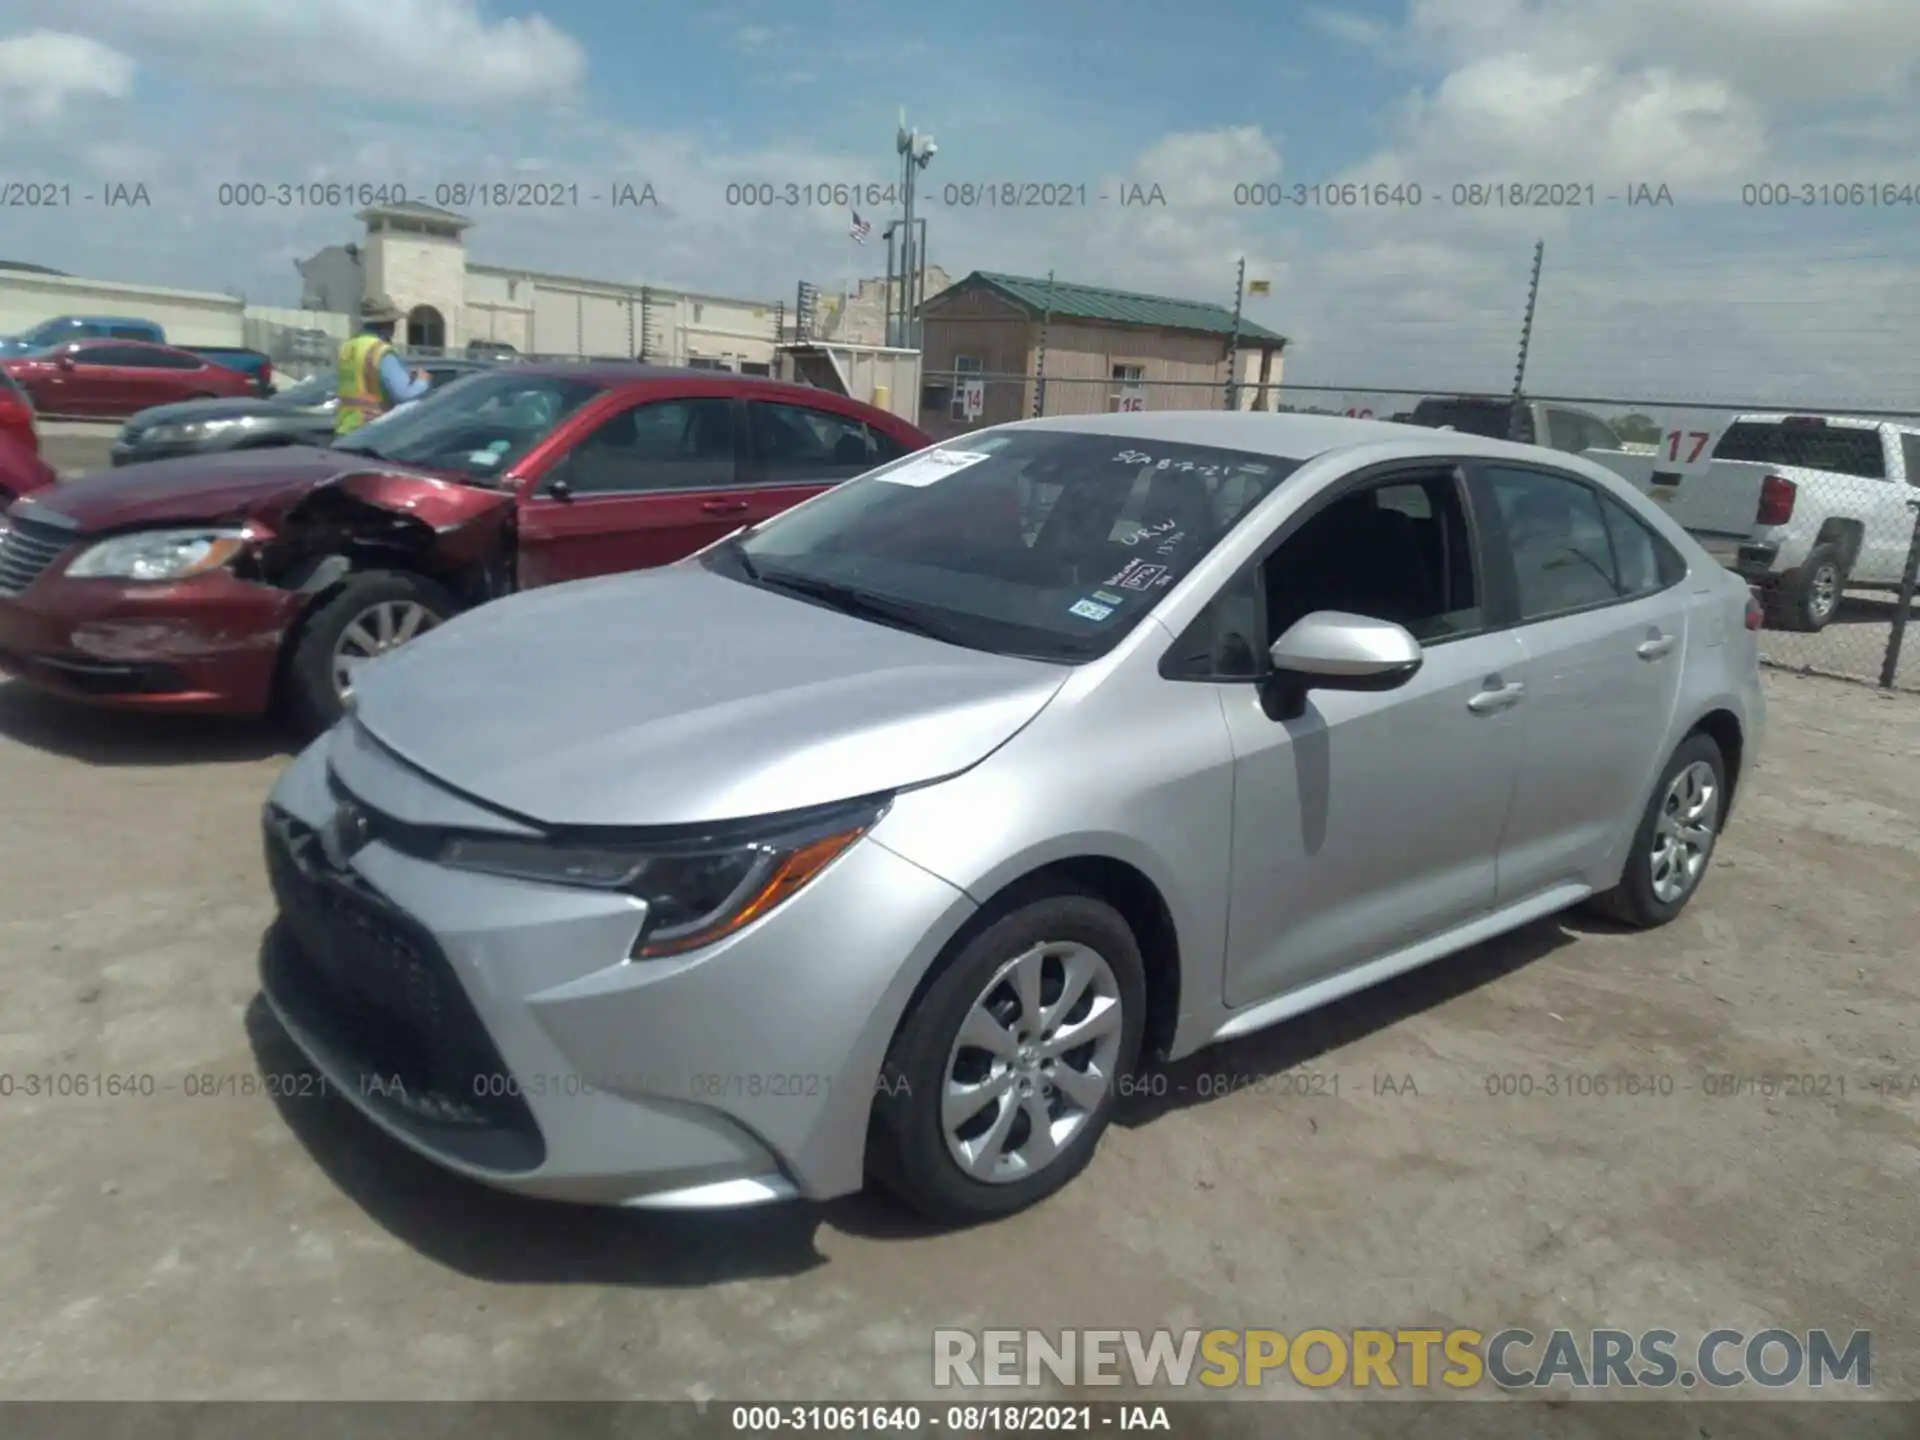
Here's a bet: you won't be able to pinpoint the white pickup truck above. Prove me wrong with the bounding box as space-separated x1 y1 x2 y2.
1588 414 1920 631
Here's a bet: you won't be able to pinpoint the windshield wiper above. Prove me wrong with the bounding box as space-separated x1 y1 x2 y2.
755 569 964 645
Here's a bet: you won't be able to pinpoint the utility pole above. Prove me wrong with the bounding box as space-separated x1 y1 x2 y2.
894 110 937 349
1224 256 1246 411
1509 239 1545 441
1033 269 1056 418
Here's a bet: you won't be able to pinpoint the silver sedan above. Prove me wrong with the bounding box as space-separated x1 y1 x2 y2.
259 411 1765 1224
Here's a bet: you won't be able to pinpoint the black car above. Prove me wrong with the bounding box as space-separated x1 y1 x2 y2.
111 359 493 465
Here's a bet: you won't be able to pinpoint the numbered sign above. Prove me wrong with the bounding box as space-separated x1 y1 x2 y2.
1343 406 1375 419
961 379 984 420
1659 422 1720 474
1119 388 1146 413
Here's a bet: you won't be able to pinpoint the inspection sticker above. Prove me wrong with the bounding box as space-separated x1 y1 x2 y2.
1068 598 1115 621
1092 590 1124 605
875 448 993 487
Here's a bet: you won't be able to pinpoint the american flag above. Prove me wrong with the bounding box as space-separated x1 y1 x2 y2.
849 210 871 244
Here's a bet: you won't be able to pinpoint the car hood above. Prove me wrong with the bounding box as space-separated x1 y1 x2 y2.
347 564 1071 827
16 445 482 531
126 397 324 428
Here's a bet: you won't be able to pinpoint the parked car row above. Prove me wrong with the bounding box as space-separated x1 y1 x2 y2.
0 387 1765 1225
111 357 495 465
0 366 927 729
0 314 276 398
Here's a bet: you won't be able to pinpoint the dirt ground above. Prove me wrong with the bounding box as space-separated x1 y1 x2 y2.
0 663 1914 1408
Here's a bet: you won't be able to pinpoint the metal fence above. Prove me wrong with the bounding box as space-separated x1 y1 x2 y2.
919 369 1920 695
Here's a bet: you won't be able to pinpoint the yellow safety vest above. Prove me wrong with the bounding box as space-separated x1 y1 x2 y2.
334 333 392 435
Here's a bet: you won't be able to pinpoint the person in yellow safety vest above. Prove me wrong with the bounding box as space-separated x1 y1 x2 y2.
334 295 431 437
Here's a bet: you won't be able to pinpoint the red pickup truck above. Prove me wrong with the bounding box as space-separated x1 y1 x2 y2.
0 364 928 732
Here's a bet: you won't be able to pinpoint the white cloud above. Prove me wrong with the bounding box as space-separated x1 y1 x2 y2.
77 0 584 104
0 29 133 126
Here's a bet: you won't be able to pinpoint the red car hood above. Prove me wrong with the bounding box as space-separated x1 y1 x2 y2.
15 445 503 532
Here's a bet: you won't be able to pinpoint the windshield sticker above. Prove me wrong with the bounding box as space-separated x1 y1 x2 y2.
875 448 993 487
1068 598 1115 622
1108 558 1171 591
1092 589 1124 606
466 450 502 466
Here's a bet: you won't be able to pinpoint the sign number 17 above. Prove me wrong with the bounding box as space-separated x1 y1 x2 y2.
1666 430 1711 463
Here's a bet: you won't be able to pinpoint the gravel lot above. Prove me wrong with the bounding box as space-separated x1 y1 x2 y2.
0 621 1916 1408
7 424 1919 1416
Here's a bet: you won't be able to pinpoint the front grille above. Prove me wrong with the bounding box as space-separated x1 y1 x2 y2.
0 517 74 596
261 806 544 1172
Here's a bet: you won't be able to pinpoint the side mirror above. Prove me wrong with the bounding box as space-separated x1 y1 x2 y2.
544 475 573 502
55 353 75 370
1262 611 1423 721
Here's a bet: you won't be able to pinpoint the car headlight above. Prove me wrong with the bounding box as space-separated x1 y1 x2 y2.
65 527 252 582
144 417 261 443
436 796 890 959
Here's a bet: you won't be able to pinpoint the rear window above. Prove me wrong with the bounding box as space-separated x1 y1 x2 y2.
1409 400 1533 443
1712 422 1886 478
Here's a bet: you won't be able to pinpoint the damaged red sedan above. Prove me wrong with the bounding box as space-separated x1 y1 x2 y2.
0 364 928 731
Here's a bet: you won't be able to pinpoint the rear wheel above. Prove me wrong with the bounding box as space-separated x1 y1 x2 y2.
1584 731 1727 929
1767 543 1845 631
283 570 454 735
868 893 1145 1225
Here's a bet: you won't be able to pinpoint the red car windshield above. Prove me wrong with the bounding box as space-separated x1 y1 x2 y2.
332 371 606 481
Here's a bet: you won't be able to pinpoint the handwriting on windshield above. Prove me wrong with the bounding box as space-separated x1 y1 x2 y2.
1111 450 1235 477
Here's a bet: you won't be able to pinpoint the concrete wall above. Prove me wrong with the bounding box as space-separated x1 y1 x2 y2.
0 270 245 346
363 229 468 349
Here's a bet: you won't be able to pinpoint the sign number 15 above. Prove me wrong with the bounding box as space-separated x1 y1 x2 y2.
1666 430 1711 463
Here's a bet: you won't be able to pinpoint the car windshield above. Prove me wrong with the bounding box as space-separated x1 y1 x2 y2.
712 430 1303 661
17 320 74 348
331 370 605 478
1712 421 1886 478
276 373 334 406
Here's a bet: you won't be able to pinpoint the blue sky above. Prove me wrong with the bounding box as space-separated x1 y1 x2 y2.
2 0 1917 404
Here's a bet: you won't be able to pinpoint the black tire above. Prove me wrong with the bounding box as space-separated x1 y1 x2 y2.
1767 542 1846 632
282 570 455 736
868 892 1146 1226
1583 731 1728 929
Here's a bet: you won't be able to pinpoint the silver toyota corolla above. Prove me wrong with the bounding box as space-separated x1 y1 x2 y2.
260 412 1766 1224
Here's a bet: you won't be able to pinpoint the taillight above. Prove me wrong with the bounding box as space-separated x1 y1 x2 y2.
1756 475 1796 526
1744 590 1764 630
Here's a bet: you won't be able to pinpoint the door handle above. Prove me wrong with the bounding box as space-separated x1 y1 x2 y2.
1636 633 1676 660
1467 681 1525 714
700 499 749 515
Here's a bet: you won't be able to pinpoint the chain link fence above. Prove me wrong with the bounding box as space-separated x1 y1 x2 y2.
920 369 1920 694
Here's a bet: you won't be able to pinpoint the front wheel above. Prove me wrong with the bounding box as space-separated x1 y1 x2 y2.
282 570 454 735
1584 732 1728 929
868 893 1145 1225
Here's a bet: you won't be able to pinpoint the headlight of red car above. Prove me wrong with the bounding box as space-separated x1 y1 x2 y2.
64 527 254 582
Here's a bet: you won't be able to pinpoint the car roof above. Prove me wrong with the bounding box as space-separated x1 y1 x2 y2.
1005 408 1569 463
504 362 912 417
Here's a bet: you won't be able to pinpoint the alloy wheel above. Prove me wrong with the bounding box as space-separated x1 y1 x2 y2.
331 600 437 703
1808 564 1839 621
1650 759 1719 904
942 941 1124 1185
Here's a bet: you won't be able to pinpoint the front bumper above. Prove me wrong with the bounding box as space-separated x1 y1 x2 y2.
0 570 298 715
258 733 977 1208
